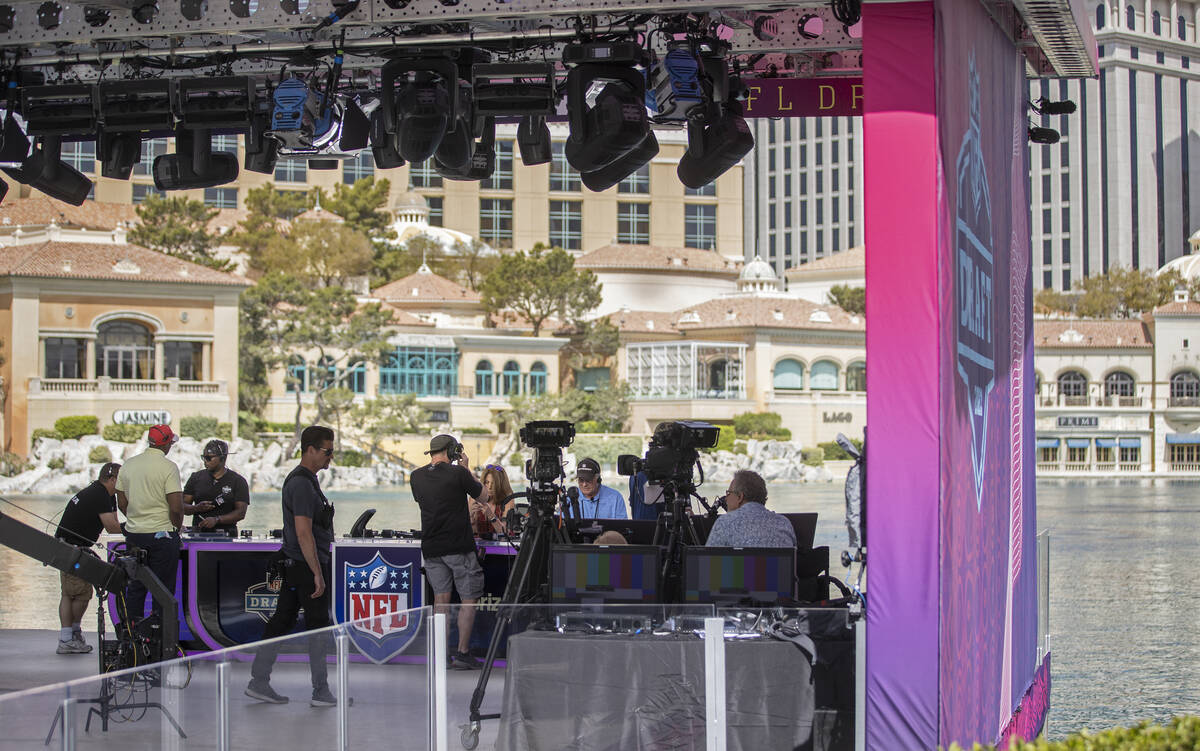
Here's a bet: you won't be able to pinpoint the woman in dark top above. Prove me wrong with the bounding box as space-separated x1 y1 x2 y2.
473 465 515 536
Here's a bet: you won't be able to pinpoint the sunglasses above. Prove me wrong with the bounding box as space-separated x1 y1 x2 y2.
485 464 506 473
202 455 220 461
320 447 334 456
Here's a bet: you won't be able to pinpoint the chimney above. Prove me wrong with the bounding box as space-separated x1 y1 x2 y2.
1174 285 1189 304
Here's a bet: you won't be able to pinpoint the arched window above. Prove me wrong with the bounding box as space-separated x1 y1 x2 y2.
772 359 805 390
1126 4 1136 29
502 361 521 396
1152 10 1161 34
1104 371 1135 397
1096 3 1105 28
528 361 547 396
312 355 337 391
96 320 154 379
811 360 840 391
1058 370 1088 403
1180 15 1188 40
846 362 866 392
1170 371 1200 404
475 360 494 397
286 356 307 392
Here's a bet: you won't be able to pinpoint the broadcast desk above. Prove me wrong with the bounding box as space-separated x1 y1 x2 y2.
496 626 855 751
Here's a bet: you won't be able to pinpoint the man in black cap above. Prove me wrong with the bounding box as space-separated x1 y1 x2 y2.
410 434 490 670
183 440 250 536
574 457 627 519
53 462 122 654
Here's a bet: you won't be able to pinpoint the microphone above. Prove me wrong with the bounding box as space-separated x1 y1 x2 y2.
567 486 582 519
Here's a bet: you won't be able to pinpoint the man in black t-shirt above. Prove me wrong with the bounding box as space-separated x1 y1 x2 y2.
410 434 490 670
53 462 122 655
183 440 250 536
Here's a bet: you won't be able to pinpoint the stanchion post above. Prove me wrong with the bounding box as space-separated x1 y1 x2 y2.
432 612 448 751
216 661 231 751
336 630 350 751
60 697 75 751
855 617 866 751
703 616 727 751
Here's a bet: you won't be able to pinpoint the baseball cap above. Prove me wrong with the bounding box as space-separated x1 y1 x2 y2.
425 434 458 454
204 439 229 458
147 424 178 446
98 462 120 481
576 457 600 479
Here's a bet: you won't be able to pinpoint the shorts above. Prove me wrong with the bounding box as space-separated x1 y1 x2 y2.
424 552 485 601
60 570 93 600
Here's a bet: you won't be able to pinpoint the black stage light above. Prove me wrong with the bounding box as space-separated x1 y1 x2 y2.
370 108 405 169
677 101 754 189
20 84 96 136
379 58 458 162
434 81 475 171
581 130 658 192
2 135 93 205
0 111 32 164
244 111 278 175
1031 97 1076 116
337 98 370 151
1028 126 1060 145
309 159 338 170
472 62 555 118
97 79 173 133
153 127 238 190
0 178 8 203
516 114 551 166
435 116 495 181
178 77 255 131
563 58 651 175
98 131 141 180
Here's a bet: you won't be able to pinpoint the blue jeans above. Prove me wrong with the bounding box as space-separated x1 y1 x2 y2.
122 531 180 621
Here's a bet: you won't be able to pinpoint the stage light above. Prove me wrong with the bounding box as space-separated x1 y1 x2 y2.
97 79 173 133
435 116 495 181
244 112 278 175
434 82 475 171
562 42 652 178
0 111 32 165
379 57 458 163
753 15 778 41
178 77 255 130
266 78 371 168
98 131 141 180
369 108 405 169
677 102 754 189
581 131 658 192
1031 97 1076 116
650 46 706 121
1028 126 1060 145
798 13 823 39
2 135 93 205
153 127 239 190
472 62 555 117
516 114 550 166
20 84 96 136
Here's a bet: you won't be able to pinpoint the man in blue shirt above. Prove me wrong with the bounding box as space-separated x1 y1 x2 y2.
706 470 796 548
574 458 627 519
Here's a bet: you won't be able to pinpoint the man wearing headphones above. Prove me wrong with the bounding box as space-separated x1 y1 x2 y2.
575 457 627 519
183 439 250 536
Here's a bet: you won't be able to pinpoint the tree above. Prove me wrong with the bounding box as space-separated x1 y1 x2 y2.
480 244 602 336
450 238 498 291
258 220 374 285
501 383 630 433
827 284 865 315
320 177 394 238
322 387 357 452
128 194 231 271
350 394 428 457
371 235 449 288
229 183 314 273
559 318 619 385
238 272 308 418
1034 287 1076 316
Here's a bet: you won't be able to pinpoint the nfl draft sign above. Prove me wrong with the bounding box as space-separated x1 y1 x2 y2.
333 542 425 664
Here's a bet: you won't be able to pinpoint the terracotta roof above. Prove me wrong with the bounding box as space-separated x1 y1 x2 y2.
208 208 251 236
293 206 344 224
489 311 561 332
372 266 481 303
1152 300 1200 316
606 309 681 334
608 296 863 334
576 244 740 276
784 245 864 277
0 197 137 231
0 241 251 286
380 304 436 327
1033 319 1153 348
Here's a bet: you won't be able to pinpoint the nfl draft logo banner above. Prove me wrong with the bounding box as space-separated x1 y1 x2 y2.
334 546 424 664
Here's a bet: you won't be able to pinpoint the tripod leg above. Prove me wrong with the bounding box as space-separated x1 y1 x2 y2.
43 706 62 746
142 703 187 738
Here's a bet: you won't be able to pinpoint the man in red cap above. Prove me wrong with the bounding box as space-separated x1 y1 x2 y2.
116 423 184 622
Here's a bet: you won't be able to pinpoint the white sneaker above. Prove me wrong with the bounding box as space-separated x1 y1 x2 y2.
56 638 91 655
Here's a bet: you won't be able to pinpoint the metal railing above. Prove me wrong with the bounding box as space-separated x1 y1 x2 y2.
30 377 227 395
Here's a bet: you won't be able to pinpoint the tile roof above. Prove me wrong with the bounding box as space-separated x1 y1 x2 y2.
372 267 481 303
380 304 436 327
608 295 864 334
606 309 685 334
784 245 865 277
1033 319 1153 348
0 197 137 231
576 244 740 276
0 241 251 286
1152 300 1200 316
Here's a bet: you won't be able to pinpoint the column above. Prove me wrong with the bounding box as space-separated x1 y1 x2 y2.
154 341 165 381
201 342 212 382
85 339 95 380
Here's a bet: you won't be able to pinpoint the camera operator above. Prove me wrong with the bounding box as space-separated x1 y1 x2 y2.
411 434 489 670
706 470 796 548
247 425 341 707
53 462 122 655
117 423 184 623
183 440 249 536
574 458 627 519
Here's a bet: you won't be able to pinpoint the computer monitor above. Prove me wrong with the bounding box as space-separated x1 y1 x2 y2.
550 544 662 604
681 546 797 606
780 512 818 550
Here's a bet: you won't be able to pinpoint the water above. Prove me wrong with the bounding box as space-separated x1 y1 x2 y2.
2 478 1198 738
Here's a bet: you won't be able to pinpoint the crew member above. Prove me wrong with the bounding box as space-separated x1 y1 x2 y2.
472 464 515 536
117 424 184 622
53 462 122 654
411 434 489 670
574 458 627 519
247 425 340 707
705 470 796 548
183 440 249 536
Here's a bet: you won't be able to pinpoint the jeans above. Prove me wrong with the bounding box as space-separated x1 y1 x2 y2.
250 560 332 690
123 531 180 621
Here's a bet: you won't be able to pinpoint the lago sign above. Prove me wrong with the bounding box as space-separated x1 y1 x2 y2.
113 410 171 425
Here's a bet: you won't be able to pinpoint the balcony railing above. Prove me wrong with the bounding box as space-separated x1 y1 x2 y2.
1037 381 1200 410
378 385 476 399
29 377 226 395
1168 397 1200 408
1170 462 1200 472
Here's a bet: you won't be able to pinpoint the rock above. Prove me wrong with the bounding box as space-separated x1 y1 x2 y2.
261 442 283 468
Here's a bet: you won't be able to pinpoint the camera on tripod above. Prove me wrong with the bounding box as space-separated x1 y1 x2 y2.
617 420 720 491
519 420 575 509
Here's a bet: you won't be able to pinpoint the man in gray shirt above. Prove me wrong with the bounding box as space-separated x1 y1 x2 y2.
247 425 339 707
705 470 796 549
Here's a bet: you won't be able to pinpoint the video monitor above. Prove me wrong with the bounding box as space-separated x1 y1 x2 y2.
681 546 797 606
550 544 662 605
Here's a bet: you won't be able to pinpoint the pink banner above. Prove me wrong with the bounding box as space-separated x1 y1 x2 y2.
742 77 864 118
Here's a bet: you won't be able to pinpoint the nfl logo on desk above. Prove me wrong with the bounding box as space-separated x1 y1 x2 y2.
336 548 424 663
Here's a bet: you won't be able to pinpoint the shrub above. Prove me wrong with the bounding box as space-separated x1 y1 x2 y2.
732 412 792 440
705 425 737 454
47 457 65 470
216 422 233 440
572 436 643 466
88 445 112 463
801 447 824 467
335 449 367 467
459 427 492 435
103 424 149 443
507 451 524 465
576 420 606 434
54 416 99 440
954 716 1200 750
265 421 295 433
31 428 61 443
0 452 29 477
238 411 267 435
180 416 219 441
819 438 863 461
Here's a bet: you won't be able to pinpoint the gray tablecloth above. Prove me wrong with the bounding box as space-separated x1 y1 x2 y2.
496 631 820 751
